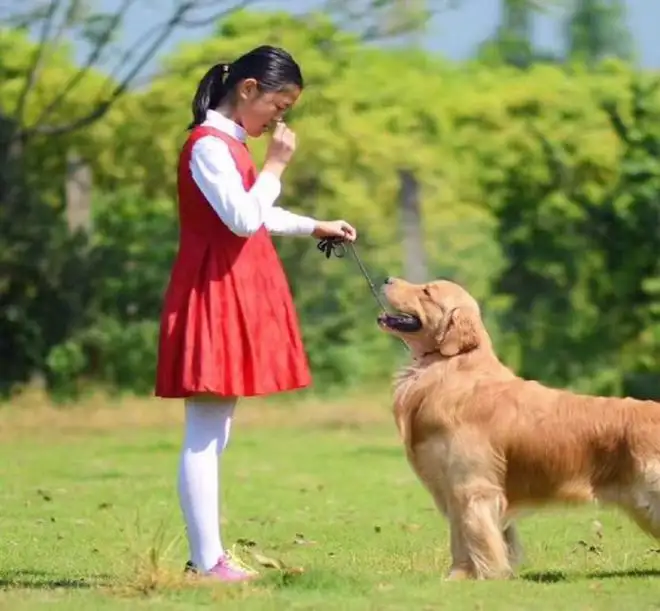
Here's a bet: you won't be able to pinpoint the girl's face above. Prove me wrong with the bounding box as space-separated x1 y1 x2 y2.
233 78 301 137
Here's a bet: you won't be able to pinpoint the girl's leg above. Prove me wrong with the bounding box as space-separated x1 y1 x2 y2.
177 394 235 571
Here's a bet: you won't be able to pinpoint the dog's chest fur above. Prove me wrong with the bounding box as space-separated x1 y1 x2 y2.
391 362 456 507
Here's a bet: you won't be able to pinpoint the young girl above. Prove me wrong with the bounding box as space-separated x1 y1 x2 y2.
155 45 357 582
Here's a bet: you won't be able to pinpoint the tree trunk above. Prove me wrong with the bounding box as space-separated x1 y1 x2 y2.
65 151 93 234
398 168 427 283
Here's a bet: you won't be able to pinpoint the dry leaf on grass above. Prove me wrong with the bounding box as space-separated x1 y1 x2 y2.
245 549 306 578
574 540 603 555
592 520 603 539
251 551 284 570
293 533 316 545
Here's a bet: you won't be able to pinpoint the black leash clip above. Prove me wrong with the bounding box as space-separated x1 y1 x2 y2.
317 236 347 259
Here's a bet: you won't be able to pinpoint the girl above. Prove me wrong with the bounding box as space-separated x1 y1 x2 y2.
155 45 357 582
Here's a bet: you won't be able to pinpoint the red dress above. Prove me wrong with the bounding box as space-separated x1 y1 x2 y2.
155 126 312 398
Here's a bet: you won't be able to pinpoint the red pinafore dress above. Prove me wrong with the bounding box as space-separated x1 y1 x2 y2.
155 126 312 398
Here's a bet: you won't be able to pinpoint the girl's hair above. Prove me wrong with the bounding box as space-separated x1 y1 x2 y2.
187 45 304 130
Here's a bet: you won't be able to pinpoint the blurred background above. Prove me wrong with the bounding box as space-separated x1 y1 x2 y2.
2 0 659 403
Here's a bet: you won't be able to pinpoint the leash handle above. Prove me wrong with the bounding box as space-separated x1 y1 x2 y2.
316 236 346 259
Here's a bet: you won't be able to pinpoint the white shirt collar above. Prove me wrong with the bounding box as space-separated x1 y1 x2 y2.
202 109 247 143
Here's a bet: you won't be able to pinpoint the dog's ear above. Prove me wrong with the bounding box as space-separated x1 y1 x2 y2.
437 307 479 357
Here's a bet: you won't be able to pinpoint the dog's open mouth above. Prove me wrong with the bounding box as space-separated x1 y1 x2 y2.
377 312 422 332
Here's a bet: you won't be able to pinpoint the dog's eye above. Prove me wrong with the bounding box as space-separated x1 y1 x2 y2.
423 287 431 297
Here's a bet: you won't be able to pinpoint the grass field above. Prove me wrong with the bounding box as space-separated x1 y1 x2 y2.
1 391 660 610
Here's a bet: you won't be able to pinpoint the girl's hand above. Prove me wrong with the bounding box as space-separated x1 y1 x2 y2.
312 219 357 242
263 122 297 177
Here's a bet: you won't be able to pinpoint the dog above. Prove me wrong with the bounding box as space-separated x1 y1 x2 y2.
377 276 660 580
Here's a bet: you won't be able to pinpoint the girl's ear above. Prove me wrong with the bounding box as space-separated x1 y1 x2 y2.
237 78 259 101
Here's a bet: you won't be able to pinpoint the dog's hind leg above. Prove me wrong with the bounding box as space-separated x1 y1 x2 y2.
449 484 512 580
616 461 660 540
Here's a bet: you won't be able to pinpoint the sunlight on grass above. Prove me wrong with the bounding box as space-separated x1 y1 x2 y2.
1 392 659 609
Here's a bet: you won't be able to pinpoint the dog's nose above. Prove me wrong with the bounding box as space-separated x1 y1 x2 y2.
384 276 393 285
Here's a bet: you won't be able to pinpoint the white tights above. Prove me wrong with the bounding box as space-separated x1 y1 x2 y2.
177 395 236 571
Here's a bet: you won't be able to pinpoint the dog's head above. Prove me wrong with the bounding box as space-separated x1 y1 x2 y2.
377 277 486 359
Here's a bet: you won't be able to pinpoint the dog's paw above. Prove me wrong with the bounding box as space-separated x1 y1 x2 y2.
445 567 474 581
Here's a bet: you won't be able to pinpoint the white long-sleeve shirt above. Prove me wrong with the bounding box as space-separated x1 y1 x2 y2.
189 109 316 237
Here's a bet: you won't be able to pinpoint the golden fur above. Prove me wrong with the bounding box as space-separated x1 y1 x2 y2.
378 277 660 580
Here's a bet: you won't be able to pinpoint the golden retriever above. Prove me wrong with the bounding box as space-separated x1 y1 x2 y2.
377 276 660 580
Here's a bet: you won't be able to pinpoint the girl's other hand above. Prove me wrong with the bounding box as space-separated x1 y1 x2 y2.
312 219 357 242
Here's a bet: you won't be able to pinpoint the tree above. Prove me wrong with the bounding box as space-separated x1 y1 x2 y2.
326 0 433 42
479 0 536 68
476 0 566 67
564 0 633 65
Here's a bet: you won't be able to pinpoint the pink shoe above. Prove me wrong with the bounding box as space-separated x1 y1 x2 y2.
206 555 258 583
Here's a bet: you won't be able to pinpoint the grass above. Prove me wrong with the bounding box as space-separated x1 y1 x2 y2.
1 390 660 610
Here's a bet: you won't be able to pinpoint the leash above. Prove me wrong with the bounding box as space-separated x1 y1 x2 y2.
317 236 387 311
317 236 411 354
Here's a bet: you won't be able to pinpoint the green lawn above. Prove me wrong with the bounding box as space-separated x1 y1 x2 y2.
1 395 659 610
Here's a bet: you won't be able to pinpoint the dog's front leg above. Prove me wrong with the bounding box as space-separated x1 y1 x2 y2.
446 516 475 580
445 521 523 579
503 522 524 569
451 486 512 580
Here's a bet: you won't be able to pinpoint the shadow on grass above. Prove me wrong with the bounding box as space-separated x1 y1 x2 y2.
521 567 660 584
587 569 660 579
0 568 111 590
521 570 568 583
258 567 365 593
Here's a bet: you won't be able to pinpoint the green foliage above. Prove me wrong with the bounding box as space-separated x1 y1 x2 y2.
46 317 160 400
2 10 660 400
0 26 117 201
0 140 93 395
0 27 121 396
45 188 177 397
87 189 177 320
449 61 660 395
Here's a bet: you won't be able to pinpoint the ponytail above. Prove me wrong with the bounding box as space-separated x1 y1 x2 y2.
187 63 230 130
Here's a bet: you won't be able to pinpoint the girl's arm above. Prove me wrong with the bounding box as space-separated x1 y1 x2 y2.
190 136 316 237
263 207 316 236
